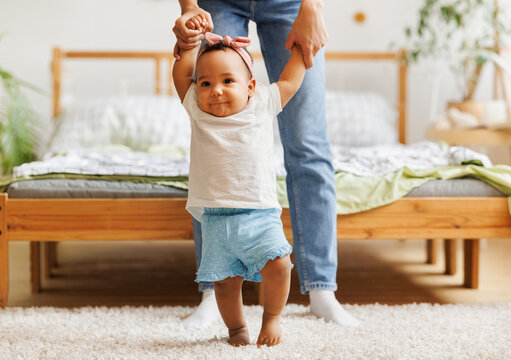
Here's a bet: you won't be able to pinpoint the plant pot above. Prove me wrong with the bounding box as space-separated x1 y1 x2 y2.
447 100 508 128
447 101 484 124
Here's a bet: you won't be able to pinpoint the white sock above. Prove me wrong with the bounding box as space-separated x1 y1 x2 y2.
182 289 221 328
309 290 361 327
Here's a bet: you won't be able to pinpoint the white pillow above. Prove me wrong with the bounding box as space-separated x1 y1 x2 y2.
325 91 398 147
46 95 191 154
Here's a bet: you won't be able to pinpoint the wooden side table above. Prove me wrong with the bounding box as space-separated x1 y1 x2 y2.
426 127 511 146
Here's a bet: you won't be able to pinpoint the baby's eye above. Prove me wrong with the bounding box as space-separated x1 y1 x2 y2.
200 81 210 87
224 78 233 84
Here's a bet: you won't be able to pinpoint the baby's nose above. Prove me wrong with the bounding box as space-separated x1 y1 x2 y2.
211 84 223 96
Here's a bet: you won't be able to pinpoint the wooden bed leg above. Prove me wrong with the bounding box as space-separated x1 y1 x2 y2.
42 242 57 279
0 193 8 307
426 239 438 264
50 242 58 268
30 242 41 293
444 239 457 275
463 239 480 289
42 243 50 279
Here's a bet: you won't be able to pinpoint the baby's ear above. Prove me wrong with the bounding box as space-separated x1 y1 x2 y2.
247 78 256 98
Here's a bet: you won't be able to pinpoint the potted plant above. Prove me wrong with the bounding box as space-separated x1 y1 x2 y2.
404 0 510 126
0 42 42 175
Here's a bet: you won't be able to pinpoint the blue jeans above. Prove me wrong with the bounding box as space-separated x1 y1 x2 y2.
194 0 337 294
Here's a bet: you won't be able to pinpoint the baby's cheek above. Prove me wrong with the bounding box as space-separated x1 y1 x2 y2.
196 93 207 108
197 98 208 112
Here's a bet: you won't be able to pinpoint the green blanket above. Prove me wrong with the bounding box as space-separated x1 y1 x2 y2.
2 164 510 214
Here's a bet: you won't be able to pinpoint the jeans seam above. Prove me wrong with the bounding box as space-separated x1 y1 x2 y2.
249 0 255 20
257 17 309 288
280 127 309 286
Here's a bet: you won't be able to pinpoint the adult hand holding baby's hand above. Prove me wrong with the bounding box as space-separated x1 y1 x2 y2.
173 7 213 60
285 0 327 69
186 14 209 32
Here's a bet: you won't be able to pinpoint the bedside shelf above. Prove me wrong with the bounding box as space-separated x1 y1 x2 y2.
426 126 511 146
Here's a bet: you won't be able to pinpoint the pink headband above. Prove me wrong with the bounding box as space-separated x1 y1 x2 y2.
199 32 253 75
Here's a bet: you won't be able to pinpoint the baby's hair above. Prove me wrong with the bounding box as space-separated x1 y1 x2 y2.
197 41 253 79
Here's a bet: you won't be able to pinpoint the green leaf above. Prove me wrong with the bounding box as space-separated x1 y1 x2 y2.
0 68 41 174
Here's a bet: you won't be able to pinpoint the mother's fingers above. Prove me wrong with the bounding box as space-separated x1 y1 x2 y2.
173 26 204 43
203 12 214 32
301 44 314 69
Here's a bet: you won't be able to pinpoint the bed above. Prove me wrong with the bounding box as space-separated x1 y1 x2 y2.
1 48 510 307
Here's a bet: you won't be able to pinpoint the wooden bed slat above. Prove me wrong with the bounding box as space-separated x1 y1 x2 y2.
51 49 176 117
333 198 511 239
7 198 194 241
6 197 510 242
62 51 174 59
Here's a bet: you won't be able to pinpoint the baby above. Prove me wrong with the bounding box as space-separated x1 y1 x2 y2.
172 15 306 347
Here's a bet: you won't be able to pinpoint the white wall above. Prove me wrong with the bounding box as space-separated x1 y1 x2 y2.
0 0 500 143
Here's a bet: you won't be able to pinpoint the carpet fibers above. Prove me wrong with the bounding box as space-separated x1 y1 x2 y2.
1 303 510 359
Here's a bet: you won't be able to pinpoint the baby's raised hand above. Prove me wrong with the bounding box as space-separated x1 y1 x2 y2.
186 14 208 33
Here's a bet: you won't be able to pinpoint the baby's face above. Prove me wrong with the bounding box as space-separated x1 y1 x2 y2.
196 48 256 117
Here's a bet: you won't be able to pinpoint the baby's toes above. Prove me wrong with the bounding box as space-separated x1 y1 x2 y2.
257 336 267 348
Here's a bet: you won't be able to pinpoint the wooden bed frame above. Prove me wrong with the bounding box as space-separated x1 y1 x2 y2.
1 49 510 307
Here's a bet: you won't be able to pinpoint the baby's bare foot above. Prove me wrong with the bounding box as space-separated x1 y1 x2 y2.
257 311 282 347
228 326 250 347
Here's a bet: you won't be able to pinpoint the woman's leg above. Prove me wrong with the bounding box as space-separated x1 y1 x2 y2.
213 276 250 346
257 255 291 347
254 0 337 296
254 0 360 327
182 219 220 328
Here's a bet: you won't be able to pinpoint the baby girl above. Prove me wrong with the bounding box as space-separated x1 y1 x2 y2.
172 15 306 347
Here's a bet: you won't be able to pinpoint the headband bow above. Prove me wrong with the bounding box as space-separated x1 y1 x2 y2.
200 32 253 74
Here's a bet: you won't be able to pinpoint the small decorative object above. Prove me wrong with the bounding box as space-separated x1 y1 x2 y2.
353 11 366 24
0 38 42 174
403 0 511 127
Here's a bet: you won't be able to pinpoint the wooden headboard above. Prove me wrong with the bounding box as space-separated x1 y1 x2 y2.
51 48 407 144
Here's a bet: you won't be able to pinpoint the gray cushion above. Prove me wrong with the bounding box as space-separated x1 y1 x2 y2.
6 178 505 199
7 179 187 198
405 179 504 197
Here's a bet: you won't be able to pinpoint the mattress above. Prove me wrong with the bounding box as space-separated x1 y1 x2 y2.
7 178 504 199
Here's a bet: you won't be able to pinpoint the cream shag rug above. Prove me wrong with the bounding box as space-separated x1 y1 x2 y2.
1 303 511 360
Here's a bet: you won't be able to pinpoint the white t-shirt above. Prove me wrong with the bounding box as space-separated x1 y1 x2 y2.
183 83 282 221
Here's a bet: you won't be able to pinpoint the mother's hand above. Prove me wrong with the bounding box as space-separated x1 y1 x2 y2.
172 5 214 60
285 0 328 69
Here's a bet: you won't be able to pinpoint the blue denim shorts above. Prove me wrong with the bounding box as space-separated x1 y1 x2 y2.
195 207 293 283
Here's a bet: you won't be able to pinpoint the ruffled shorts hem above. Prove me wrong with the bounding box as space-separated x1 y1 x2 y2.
195 269 246 283
245 243 293 281
195 243 293 283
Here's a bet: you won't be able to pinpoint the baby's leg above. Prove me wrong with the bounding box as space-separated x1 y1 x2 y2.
213 276 250 346
257 254 291 347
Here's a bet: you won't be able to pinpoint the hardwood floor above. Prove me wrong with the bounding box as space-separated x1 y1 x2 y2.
7 238 511 307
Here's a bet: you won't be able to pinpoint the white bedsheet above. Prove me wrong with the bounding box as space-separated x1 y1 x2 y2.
13 141 491 179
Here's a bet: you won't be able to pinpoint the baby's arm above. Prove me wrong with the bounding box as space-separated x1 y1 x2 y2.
275 45 307 108
172 45 199 102
172 15 207 102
